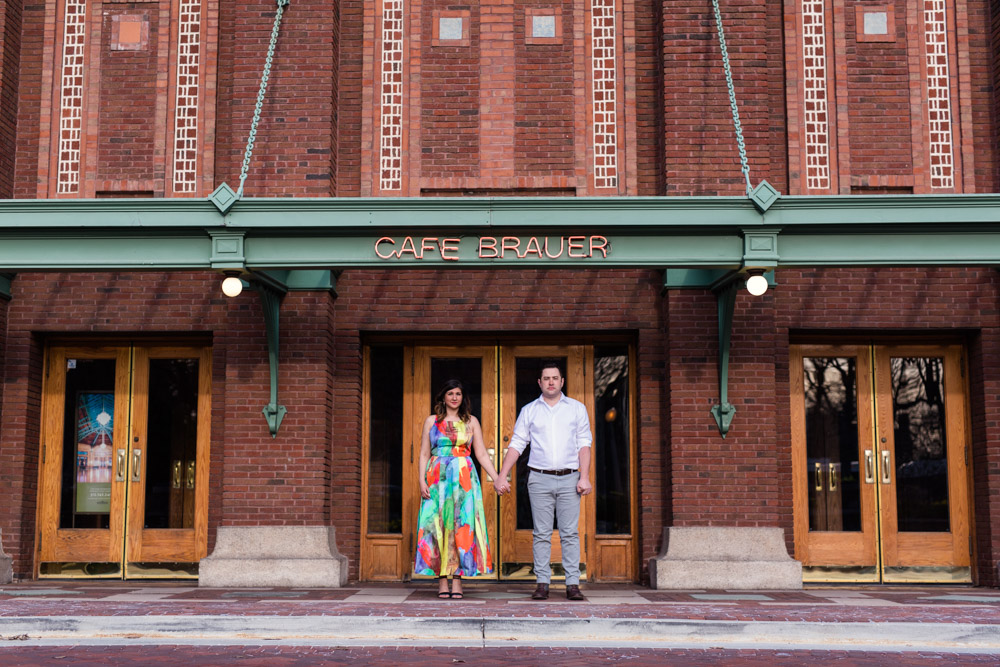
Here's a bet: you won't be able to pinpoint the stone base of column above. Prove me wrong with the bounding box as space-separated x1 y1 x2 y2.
0 529 12 584
649 526 802 590
199 526 349 588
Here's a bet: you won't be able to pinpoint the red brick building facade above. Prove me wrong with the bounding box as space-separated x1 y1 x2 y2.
1 0 999 587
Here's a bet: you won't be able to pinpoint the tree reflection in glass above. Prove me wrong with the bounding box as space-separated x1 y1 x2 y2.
891 357 949 532
803 357 861 532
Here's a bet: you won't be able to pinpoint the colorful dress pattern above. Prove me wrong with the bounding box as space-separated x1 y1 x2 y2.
414 419 493 576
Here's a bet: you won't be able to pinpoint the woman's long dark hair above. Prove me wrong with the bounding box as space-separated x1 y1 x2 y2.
433 378 472 423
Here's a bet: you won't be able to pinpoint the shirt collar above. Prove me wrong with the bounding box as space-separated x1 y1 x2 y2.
536 392 567 407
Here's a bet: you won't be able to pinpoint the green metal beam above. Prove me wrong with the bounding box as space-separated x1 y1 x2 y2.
1 195 999 271
0 273 12 300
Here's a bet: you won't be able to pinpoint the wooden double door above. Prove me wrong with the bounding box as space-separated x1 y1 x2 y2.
37 344 211 578
362 343 637 582
790 344 972 583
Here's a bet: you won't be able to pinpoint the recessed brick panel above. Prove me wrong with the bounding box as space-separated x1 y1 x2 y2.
99 10 158 184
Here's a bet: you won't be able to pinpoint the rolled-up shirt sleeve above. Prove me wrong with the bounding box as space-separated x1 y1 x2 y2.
508 404 531 454
575 402 593 451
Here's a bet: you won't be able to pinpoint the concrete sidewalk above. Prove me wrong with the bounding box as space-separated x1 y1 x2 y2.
2 581 1000 653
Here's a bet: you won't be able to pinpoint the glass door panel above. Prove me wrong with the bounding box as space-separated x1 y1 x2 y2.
38 344 211 579
875 346 970 582
39 347 131 576
791 345 879 581
409 347 498 580
125 346 211 577
498 345 591 580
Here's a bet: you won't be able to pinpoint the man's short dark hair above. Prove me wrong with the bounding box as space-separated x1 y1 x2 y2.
538 359 564 379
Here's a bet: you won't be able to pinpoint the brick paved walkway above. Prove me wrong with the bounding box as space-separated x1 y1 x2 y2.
1 581 999 658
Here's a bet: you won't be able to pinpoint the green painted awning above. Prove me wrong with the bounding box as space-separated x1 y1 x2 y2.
0 194 998 272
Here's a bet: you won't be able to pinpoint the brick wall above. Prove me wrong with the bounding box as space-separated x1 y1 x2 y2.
97 8 159 186
667 289 783 527
0 272 335 578
218 0 336 196
0 0 22 198
12 0 41 198
331 268 666 581
662 0 783 196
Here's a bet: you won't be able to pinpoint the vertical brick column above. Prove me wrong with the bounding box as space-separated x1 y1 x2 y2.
0 0 22 198
666 289 782 528
479 0 515 181
220 291 334 527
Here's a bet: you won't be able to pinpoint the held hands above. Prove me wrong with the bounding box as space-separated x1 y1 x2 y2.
494 479 510 495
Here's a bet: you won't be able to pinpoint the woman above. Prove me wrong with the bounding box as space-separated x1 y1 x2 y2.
414 379 504 599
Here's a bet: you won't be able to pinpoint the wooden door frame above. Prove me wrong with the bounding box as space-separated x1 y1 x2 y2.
790 343 974 583
790 344 880 578
36 342 212 578
125 345 212 572
409 346 498 580
874 344 972 579
497 345 592 579
37 346 132 573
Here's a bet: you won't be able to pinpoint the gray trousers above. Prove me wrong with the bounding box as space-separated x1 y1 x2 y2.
527 470 581 586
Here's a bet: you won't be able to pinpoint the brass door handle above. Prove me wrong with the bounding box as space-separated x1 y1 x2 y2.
828 462 838 491
813 462 823 491
131 448 142 483
864 450 874 484
172 460 182 489
880 450 891 484
185 461 196 489
116 449 127 482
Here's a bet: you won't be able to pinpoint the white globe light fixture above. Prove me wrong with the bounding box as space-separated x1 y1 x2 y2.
745 271 768 296
221 273 244 298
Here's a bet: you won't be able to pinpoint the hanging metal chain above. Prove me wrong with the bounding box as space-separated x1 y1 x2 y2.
237 0 290 198
710 0 752 196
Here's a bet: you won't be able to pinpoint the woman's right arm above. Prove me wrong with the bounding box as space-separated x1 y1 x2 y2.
418 415 434 500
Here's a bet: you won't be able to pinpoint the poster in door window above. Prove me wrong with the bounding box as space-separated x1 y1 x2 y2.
75 392 114 514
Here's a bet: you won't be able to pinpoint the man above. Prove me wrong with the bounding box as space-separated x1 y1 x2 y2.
496 359 592 601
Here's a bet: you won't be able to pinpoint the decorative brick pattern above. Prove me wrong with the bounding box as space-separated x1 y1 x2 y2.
923 0 954 189
172 0 202 194
802 0 830 191
591 0 618 189
379 0 405 192
56 0 88 195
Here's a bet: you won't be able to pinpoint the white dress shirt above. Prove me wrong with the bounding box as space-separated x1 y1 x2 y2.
507 393 592 470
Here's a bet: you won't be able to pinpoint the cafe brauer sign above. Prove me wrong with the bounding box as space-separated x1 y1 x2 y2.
374 235 611 262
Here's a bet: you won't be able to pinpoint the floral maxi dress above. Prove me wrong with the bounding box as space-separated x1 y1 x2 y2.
414 419 493 577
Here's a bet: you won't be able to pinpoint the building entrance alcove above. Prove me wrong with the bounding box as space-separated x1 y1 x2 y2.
361 341 637 582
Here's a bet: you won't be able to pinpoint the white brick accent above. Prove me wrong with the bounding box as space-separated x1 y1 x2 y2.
591 0 618 190
56 0 88 195
173 0 202 194
923 0 954 189
802 0 830 191
379 0 405 192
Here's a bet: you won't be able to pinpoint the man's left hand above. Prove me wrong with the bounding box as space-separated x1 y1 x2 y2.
576 476 592 495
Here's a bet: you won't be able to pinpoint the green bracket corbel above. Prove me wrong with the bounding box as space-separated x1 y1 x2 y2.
251 272 289 438
0 273 13 301
709 272 740 437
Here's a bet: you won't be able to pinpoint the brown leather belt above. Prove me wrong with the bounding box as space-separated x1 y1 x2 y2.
528 467 577 476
